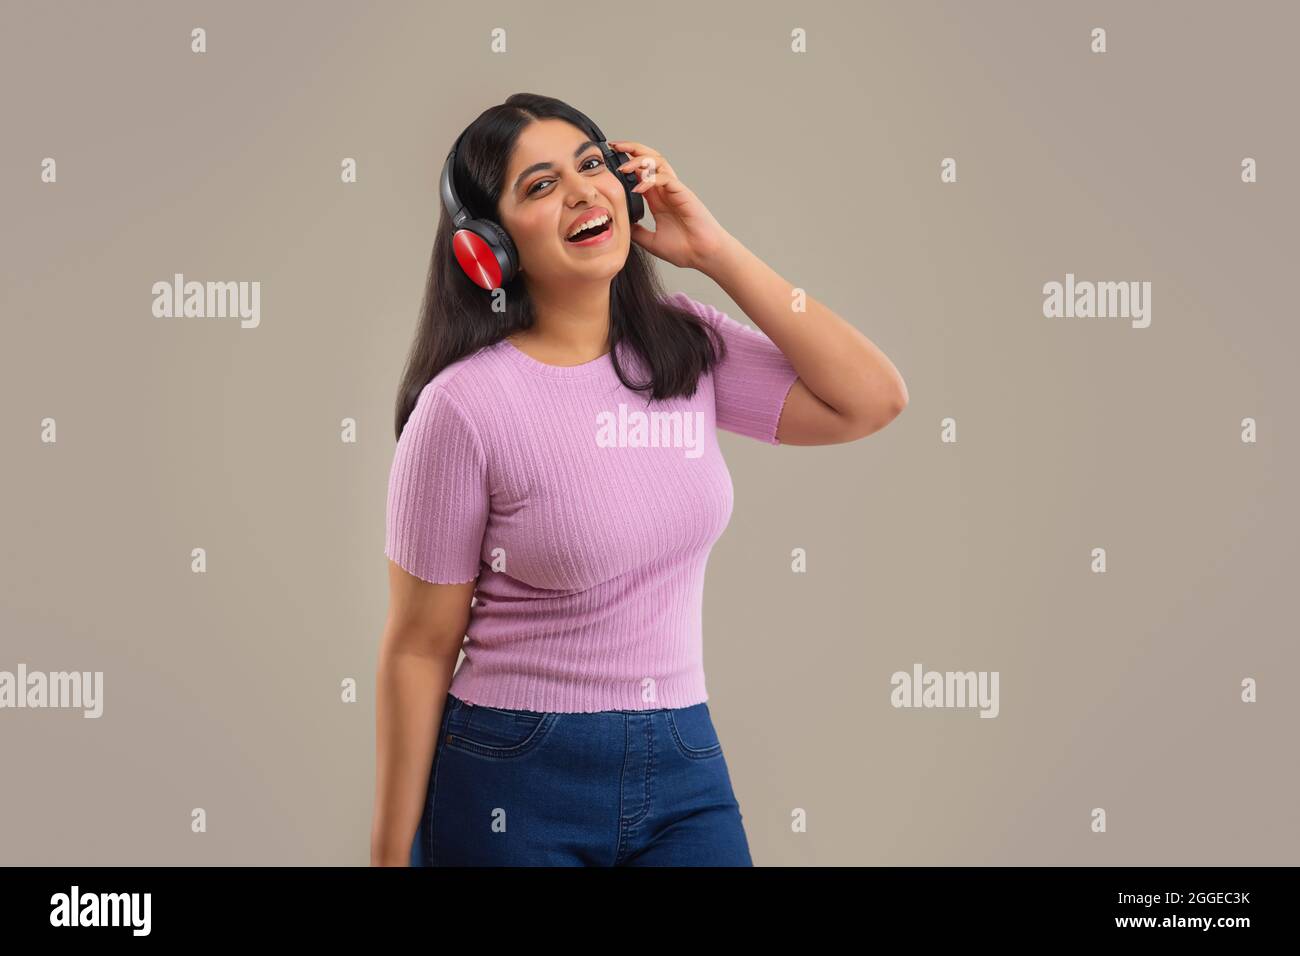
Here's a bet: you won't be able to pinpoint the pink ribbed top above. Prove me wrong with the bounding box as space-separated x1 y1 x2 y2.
384 291 799 712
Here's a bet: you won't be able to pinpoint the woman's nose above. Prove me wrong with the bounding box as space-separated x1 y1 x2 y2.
566 188 600 207
562 173 601 203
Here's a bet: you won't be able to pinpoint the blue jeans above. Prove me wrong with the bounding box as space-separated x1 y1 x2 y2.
410 691 753 866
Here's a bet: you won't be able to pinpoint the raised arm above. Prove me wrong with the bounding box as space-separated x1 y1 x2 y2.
703 235 908 445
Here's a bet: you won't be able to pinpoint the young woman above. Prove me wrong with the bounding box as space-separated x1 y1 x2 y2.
371 93 908 866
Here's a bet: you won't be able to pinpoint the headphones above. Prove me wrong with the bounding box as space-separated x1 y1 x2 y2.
439 109 646 291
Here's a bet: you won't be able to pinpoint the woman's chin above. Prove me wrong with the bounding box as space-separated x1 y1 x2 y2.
558 248 628 278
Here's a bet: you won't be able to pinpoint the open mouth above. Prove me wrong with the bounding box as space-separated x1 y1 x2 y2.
565 217 613 243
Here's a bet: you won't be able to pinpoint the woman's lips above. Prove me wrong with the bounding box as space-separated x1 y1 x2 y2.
566 222 613 248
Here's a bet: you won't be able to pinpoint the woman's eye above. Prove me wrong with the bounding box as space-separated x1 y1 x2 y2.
527 156 605 195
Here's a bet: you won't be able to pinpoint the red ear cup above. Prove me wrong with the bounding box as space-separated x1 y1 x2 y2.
450 227 503 291
448 220 519 292
441 131 519 292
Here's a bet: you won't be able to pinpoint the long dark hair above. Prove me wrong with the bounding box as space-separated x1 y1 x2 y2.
394 92 727 440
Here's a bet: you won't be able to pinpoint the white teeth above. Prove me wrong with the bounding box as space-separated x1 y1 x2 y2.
567 214 610 239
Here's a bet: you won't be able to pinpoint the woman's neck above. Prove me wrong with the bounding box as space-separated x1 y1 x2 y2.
513 283 613 364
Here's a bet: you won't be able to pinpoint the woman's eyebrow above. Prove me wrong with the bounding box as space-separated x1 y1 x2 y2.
512 140 602 194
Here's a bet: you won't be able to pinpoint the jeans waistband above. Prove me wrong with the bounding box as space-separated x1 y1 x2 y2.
446 691 701 716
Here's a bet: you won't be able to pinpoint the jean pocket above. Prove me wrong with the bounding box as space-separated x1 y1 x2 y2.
666 703 723 759
443 701 558 759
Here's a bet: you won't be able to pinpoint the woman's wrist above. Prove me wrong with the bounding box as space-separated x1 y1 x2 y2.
370 842 411 866
695 230 746 283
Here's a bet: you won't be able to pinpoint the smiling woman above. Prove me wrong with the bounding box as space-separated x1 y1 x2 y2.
403 95 730 434
374 91 906 868
492 116 640 291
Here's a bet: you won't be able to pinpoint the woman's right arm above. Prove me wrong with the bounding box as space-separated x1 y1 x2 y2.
369 560 477 866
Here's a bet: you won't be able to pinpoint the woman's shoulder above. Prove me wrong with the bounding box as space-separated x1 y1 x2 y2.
658 289 723 324
411 340 519 419
659 290 762 343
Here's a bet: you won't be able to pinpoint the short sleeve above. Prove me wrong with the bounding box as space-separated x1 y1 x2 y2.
666 291 799 445
385 383 489 584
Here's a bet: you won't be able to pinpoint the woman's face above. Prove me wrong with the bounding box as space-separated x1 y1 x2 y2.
496 118 630 288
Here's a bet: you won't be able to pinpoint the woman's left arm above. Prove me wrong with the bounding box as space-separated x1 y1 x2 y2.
609 138 908 446
703 234 909 445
